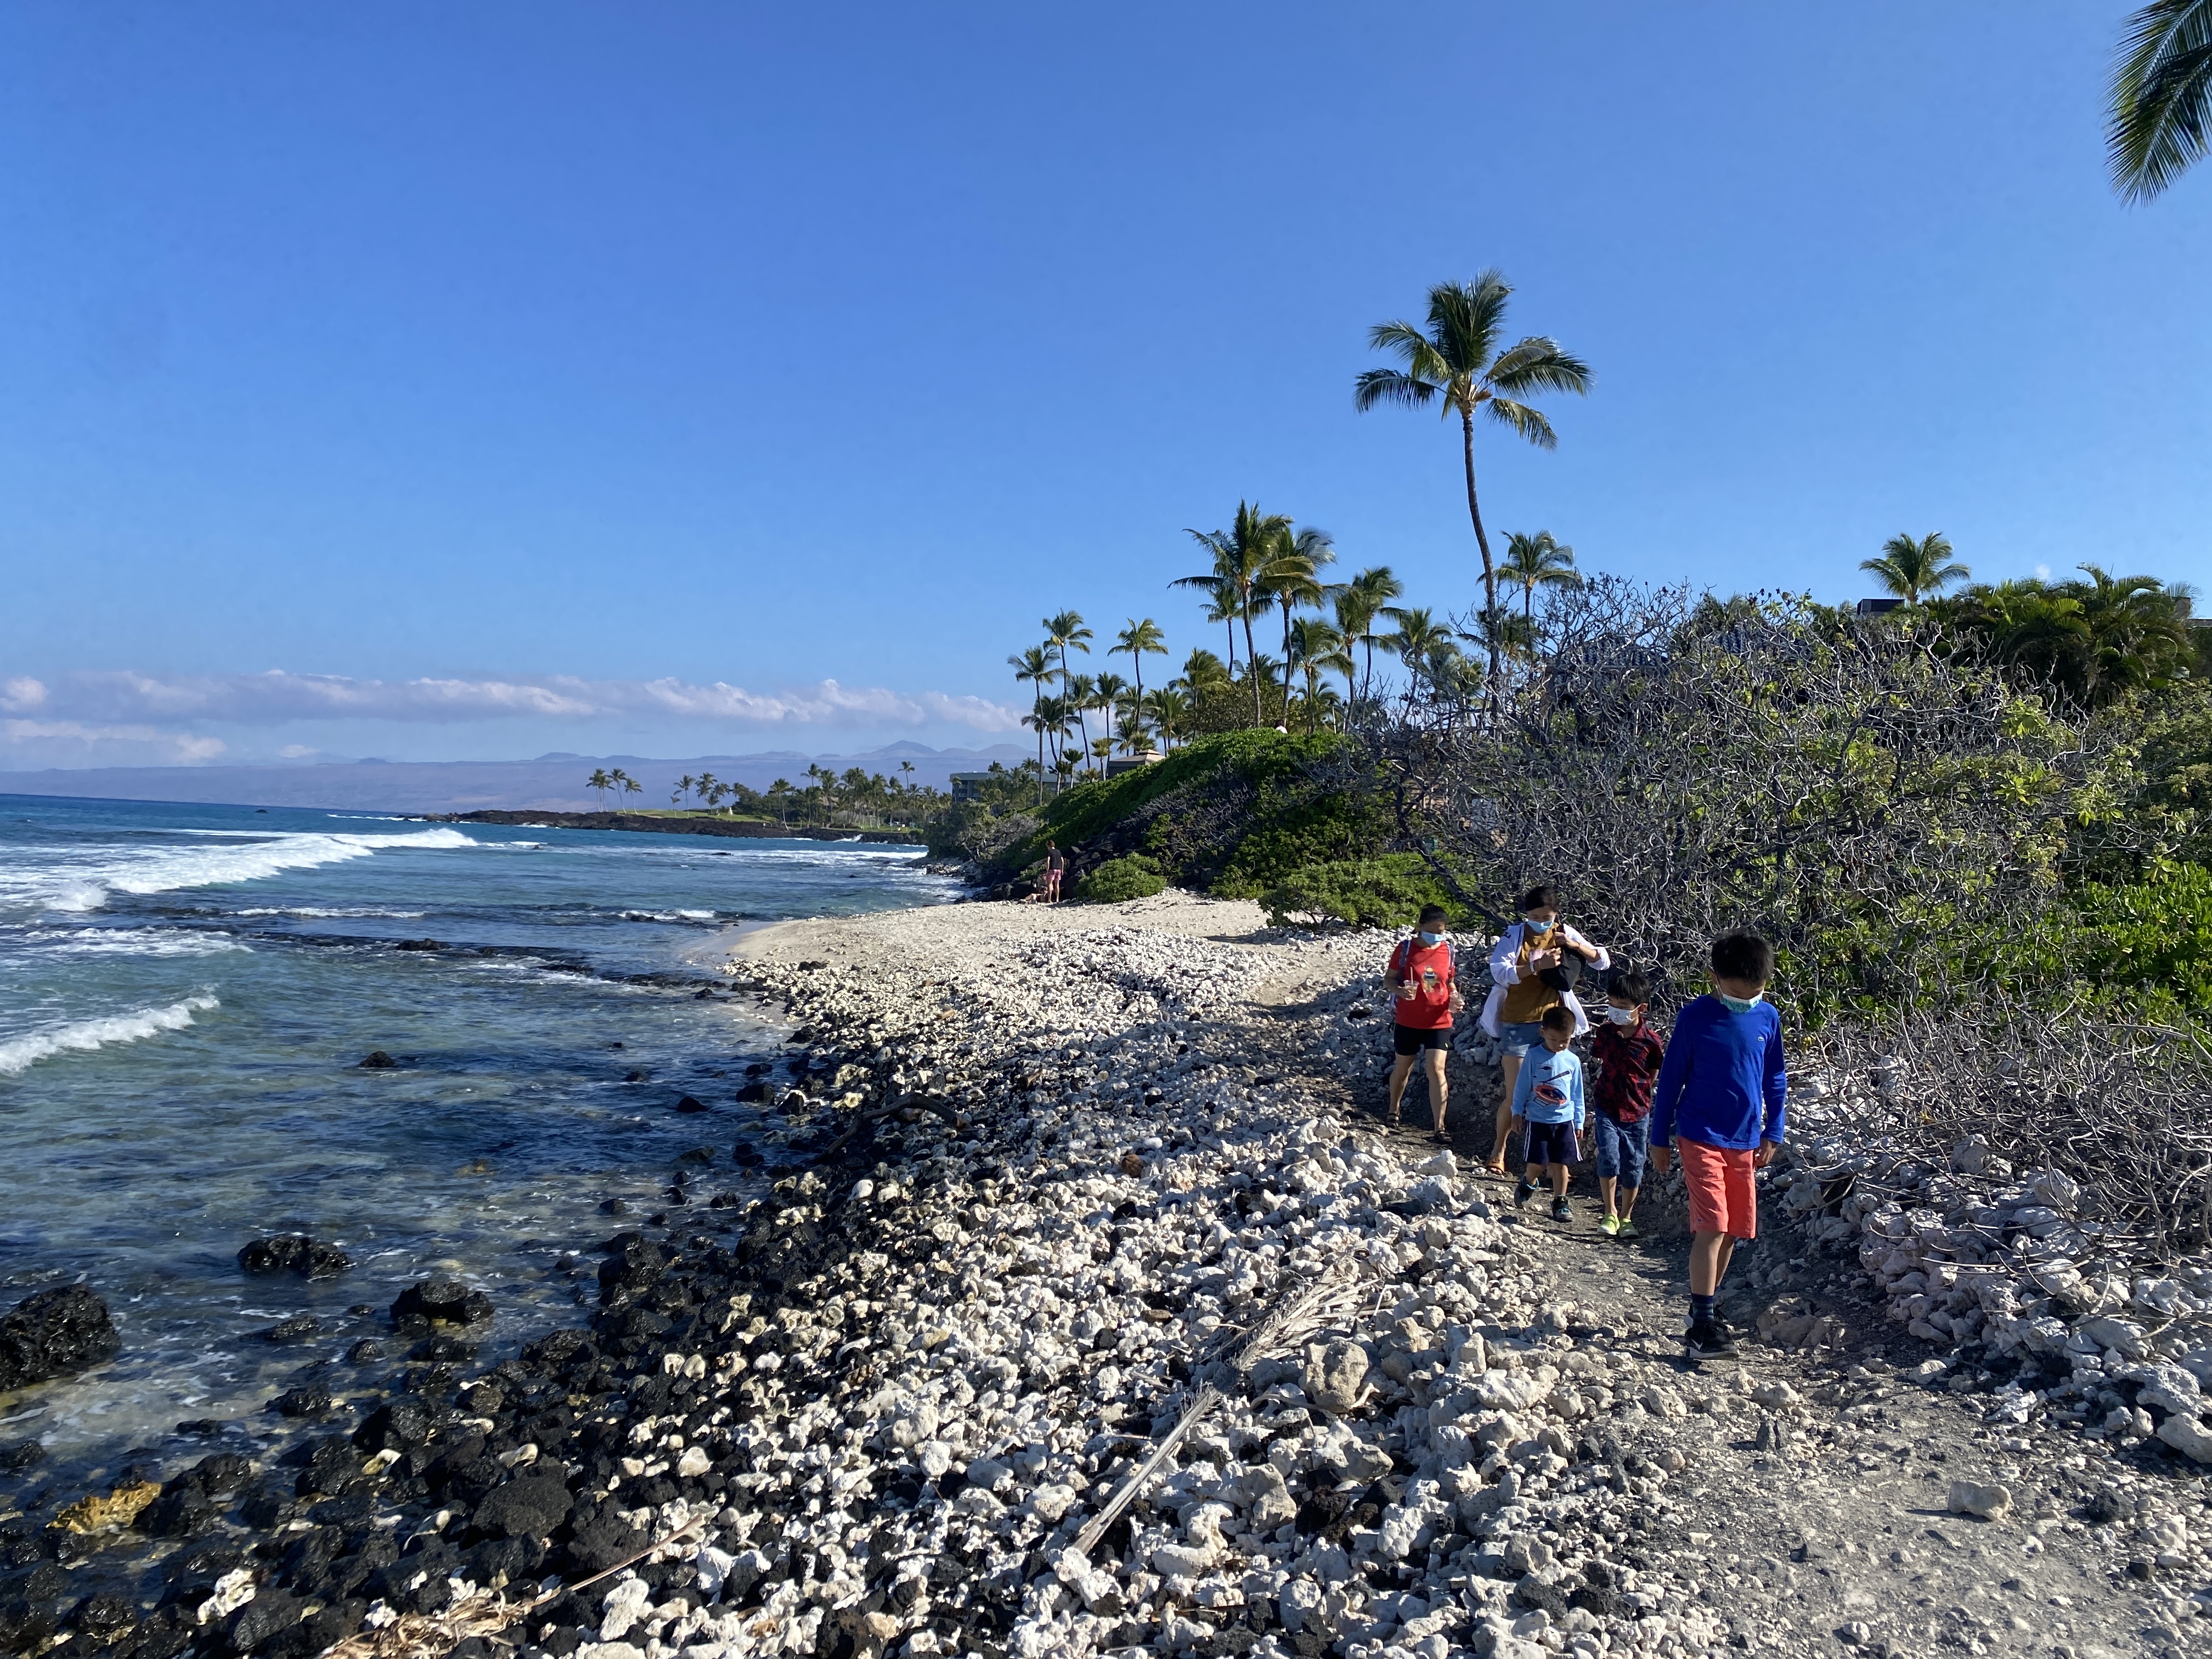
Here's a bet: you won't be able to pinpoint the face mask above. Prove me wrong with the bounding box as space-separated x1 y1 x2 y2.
1718 992 1763 1014
1418 930 1444 947
1523 918 1554 935
1606 1006 1638 1025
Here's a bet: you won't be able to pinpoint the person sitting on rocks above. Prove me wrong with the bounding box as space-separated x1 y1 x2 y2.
1649 930 1788 1360
1588 967 1664 1240
1480 884 1611 1173
1384 904 1464 1143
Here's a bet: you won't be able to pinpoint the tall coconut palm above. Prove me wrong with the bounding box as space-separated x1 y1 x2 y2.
1176 503 1292 726
1499 531 1580 626
1092 672 1130 743
1065 673 1099 772
1355 273 1591 686
1860 533 1971 605
586 767 613 806
672 773 695 808
1259 524 1337 662
1110 618 1169 704
1043 611 1091 708
1383 607 1458 689
2109 1 2212 201
1114 710 1155 758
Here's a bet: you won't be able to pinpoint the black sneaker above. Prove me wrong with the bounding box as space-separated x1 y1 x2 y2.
1513 1178 1536 1209
1684 1320 1737 1359
1551 1197 1573 1222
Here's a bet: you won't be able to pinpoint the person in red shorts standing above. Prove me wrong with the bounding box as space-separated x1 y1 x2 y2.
1384 905 1464 1143
1649 932 1787 1359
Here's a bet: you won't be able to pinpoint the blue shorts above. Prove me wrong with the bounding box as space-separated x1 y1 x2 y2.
1590 1112 1649 1187
1499 1021 1547 1059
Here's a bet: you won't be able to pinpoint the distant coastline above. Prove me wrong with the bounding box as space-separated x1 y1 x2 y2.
426 807 928 844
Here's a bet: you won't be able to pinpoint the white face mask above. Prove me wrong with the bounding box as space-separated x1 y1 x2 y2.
1606 1006 1638 1025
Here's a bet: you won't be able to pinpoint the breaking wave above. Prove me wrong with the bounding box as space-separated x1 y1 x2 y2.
0 992 220 1077
13 829 478 914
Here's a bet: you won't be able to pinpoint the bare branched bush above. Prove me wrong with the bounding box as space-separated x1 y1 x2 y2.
1352 579 2119 1019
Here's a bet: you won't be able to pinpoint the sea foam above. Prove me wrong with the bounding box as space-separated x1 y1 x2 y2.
0 992 221 1077
12 828 477 915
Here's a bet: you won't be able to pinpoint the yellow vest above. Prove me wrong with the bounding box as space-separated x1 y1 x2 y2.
1500 935 1561 1024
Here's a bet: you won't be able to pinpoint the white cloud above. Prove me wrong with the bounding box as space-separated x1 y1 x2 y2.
0 668 1025 744
2034 564 2051 580
2 719 227 762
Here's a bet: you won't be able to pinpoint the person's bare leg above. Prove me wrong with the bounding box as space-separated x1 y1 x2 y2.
1386 1054 1414 1122
1549 1163 1569 1198
1424 1049 1449 1135
1599 1175 1618 1218
1488 1053 1521 1170
1618 1184 1639 1223
1689 1231 1732 1296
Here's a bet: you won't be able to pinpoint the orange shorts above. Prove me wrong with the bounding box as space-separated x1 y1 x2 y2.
1678 1138 1757 1239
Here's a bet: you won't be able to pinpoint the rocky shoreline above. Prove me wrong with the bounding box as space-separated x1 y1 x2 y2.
2 894 2206 1659
425 812 926 846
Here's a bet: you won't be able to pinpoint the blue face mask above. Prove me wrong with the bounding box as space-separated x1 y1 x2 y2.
1418 930 1444 947
1718 991 1763 1014
1523 917 1554 935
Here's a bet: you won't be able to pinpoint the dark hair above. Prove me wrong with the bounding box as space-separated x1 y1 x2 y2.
1610 968 1652 1006
1539 1005 1577 1034
1417 904 1449 928
1711 931 1774 986
1519 884 1559 913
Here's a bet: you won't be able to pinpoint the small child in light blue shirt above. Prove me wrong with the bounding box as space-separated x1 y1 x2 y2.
1511 1005 1585 1223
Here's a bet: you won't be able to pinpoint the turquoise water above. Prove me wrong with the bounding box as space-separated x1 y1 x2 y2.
0 794 956 1466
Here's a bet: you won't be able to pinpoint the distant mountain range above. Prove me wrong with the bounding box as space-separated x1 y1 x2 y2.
0 743 1031 814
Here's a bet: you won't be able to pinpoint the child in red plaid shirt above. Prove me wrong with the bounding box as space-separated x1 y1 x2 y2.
1588 968 1664 1239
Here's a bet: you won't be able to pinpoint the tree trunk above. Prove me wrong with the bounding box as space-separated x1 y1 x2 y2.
1462 407 1500 695
1243 606 1262 727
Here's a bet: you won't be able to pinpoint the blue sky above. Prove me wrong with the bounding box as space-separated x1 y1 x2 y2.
2 3 2206 768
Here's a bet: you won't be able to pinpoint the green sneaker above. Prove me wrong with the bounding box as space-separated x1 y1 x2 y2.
1600 1214 1621 1237
1618 1218 1641 1241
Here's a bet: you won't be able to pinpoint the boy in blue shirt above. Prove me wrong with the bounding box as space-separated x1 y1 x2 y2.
1510 1006 1585 1223
1649 932 1788 1358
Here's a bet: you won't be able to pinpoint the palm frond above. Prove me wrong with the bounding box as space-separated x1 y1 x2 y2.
1486 337 1594 397
1426 272 1511 376
1483 397 1559 449
1365 320 1450 383
2110 0 2212 201
1353 366 1438 412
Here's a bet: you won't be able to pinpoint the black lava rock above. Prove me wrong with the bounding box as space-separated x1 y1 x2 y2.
72 1593 137 1640
270 1385 332 1418
599 1198 629 1215
0 1285 120 1392
261 1316 323 1344
238 1236 354 1280
472 1475 573 1541
675 1095 708 1114
562 1507 647 1575
0 1440 43 1473
736 1080 770 1103
223 1587 300 1654
344 1340 383 1363
352 1400 438 1453
390 1277 493 1332
359 1052 398 1069
394 939 443 952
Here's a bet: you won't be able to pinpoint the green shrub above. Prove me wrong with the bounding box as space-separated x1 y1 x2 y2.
1075 854 1167 904
1262 855 1470 930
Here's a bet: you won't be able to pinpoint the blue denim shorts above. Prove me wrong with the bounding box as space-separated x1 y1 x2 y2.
1590 1111 1650 1187
1499 1020 1547 1059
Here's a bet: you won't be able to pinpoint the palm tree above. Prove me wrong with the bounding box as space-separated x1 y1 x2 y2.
1177 647 1233 700
2109 1 2212 201
1008 643 1054 703
1384 607 1459 691
1259 524 1337 662
1066 673 1098 772
611 769 642 806
1499 530 1580 626
1143 687 1190 750
1333 566 1403 699
1110 617 1170 704
695 771 721 814
1861 533 1971 604
1043 611 1092 709
898 761 916 799
1092 672 1130 749
1176 503 1291 726
586 767 613 807
1355 273 1591 686
672 773 696 808
1287 616 1354 731
1020 700 1056 797
1114 709 1156 757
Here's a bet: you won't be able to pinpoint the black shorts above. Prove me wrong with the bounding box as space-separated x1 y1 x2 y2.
1394 1023 1452 1056
1523 1120 1580 1166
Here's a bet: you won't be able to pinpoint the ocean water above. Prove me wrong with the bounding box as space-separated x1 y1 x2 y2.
0 793 955 1479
